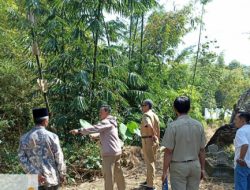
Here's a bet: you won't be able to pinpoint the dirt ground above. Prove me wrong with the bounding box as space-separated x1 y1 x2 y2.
63 157 234 190
63 127 234 190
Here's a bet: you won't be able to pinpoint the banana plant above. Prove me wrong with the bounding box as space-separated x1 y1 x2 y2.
119 121 141 145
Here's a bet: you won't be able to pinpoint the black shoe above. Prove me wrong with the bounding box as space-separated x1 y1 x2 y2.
145 187 156 190
140 181 147 186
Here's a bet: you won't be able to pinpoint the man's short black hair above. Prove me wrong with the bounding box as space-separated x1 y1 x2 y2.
173 96 190 114
100 105 111 113
237 112 250 123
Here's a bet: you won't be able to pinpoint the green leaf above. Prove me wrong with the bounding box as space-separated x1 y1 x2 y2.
125 130 133 140
133 128 141 137
126 121 139 134
127 72 145 88
118 123 127 141
79 70 90 86
79 119 92 129
102 90 113 103
76 96 88 111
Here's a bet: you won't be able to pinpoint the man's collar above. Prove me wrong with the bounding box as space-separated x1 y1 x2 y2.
241 124 250 128
102 115 114 121
144 109 153 114
177 114 190 119
35 125 45 128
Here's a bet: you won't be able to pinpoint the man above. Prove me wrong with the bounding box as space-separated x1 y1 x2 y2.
234 111 250 190
18 108 66 190
70 105 125 190
140 99 160 190
161 96 206 190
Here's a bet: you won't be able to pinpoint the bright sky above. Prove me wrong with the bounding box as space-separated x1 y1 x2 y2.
160 0 250 66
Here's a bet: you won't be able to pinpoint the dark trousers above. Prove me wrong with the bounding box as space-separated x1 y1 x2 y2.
38 185 59 190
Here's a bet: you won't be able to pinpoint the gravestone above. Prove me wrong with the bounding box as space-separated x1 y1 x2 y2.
216 151 229 166
205 144 234 182
208 144 218 154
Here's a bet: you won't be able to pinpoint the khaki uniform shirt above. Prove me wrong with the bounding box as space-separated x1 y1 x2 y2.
161 115 206 161
141 110 160 138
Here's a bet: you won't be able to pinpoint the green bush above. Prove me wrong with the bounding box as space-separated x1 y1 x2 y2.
63 140 101 182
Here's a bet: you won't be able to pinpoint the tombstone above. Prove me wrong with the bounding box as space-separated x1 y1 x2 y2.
205 148 234 182
208 144 219 154
216 151 229 166
207 144 218 159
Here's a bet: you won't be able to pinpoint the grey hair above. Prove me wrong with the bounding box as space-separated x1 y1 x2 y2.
100 105 111 113
34 117 48 125
143 99 153 109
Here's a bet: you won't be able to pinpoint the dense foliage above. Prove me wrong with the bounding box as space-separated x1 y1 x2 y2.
0 0 250 180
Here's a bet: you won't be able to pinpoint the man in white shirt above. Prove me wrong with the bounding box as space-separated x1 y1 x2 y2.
234 111 250 190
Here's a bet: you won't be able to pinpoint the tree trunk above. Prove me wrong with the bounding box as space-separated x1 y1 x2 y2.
103 16 114 67
140 13 144 68
90 1 102 123
192 4 204 86
131 16 139 58
129 15 133 60
128 0 133 60
92 1 102 87
29 11 50 113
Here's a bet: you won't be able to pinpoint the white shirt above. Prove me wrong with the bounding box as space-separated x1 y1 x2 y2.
234 124 250 168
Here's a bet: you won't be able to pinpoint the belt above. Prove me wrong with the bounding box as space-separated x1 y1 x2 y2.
171 159 197 163
141 135 153 139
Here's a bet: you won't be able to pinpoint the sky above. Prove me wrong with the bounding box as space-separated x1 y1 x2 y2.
159 0 250 66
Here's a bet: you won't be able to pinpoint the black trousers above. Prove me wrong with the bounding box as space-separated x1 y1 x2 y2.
38 185 59 190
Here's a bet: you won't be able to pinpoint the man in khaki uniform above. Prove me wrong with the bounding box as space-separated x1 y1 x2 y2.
161 96 206 190
140 99 160 190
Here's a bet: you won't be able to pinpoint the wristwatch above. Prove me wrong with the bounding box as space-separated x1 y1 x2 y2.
238 158 245 162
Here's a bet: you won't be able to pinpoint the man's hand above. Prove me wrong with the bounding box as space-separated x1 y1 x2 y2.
200 170 206 180
69 129 79 135
60 175 66 183
237 159 247 167
89 133 99 141
38 174 46 185
161 173 167 183
152 135 158 143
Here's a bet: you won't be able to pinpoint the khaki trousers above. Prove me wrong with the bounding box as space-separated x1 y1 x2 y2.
169 160 201 190
142 138 158 188
102 154 125 190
